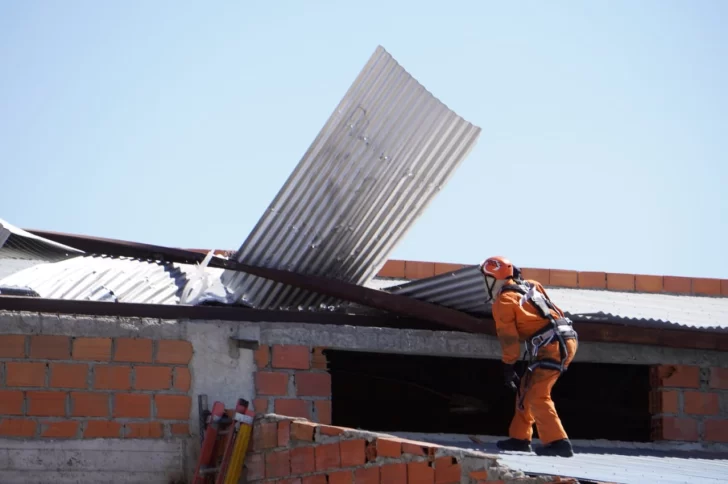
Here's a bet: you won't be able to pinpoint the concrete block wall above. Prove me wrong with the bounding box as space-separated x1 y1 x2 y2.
650 364 728 443
253 345 331 425
243 415 574 484
0 333 193 440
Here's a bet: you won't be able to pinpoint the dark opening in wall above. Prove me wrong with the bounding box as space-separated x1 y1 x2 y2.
327 350 651 442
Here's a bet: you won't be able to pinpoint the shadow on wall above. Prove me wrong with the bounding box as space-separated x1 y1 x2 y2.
326 350 651 442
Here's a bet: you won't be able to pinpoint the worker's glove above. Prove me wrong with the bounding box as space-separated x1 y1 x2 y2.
503 363 520 392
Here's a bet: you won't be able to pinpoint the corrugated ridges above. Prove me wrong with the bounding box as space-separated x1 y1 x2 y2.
221 45 481 310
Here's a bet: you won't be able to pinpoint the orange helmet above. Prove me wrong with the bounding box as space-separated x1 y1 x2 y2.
480 256 515 280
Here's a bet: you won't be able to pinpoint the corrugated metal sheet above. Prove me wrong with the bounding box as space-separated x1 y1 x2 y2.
221 45 481 310
412 437 728 484
0 218 83 262
0 255 189 304
383 268 728 330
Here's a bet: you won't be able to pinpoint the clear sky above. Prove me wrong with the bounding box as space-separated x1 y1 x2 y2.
1 1 726 278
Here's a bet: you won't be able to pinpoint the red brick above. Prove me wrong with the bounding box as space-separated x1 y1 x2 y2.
290 420 316 441
171 423 189 436
72 392 109 417
404 261 436 279
664 276 692 294
296 372 331 397
550 269 577 288
434 456 460 484
49 363 88 389
125 422 163 438
253 398 269 413
340 439 366 467
636 275 663 293
114 393 151 418
256 371 289 395
0 390 23 415
710 367 728 390
469 470 489 480
255 345 270 368
254 421 278 450
381 463 407 484
578 271 606 289
275 399 311 419
607 273 635 291
312 347 328 370
27 391 67 417
265 449 291 479
651 365 700 388
319 424 346 436
30 335 69 360
329 471 353 484
272 345 310 370
291 446 315 474
94 365 131 390
722 280 728 297
0 419 36 437
278 420 291 447
0 335 25 358
376 437 402 458
653 416 699 441
408 462 435 484
84 420 122 438
684 391 720 415
378 259 406 278
279 479 303 484
304 476 328 484
521 268 550 285
41 420 79 438
156 340 193 364
315 400 332 425
402 440 436 457
245 453 265 481
173 367 190 392
5 361 46 387
365 441 377 462
355 466 380 484
704 419 728 443
134 366 172 390
693 278 721 296
650 390 679 414
114 338 152 363
72 337 111 361
155 394 190 420
434 262 465 275
315 442 341 471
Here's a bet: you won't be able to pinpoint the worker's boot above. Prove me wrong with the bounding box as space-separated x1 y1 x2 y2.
535 439 574 457
496 438 532 452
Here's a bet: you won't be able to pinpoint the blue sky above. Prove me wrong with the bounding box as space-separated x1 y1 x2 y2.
1 1 726 278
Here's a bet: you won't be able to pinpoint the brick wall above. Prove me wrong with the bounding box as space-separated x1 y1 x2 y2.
254 344 331 425
243 415 574 484
0 334 193 439
650 364 728 443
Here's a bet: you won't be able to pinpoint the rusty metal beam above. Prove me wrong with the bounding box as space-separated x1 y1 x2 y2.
24 229 489 333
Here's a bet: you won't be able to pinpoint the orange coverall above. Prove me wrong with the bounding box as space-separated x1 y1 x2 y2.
491 280 578 445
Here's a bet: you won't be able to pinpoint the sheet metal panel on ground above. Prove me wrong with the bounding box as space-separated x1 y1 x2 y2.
221 45 481 310
384 265 728 330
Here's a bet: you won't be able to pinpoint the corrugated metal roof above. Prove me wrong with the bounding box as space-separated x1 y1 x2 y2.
383 267 728 330
221 45 481 310
411 437 728 484
0 255 189 304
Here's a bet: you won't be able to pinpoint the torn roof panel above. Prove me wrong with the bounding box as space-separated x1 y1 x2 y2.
221 45 481 310
0 255 190 305
384 266 728 330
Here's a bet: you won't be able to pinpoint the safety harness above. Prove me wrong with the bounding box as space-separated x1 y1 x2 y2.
499 280 578 410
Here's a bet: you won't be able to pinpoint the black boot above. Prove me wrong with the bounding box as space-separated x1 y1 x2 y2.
496 438 532 452
535 439 574 457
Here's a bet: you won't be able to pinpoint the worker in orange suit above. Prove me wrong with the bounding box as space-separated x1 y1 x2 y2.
480 256 578 458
